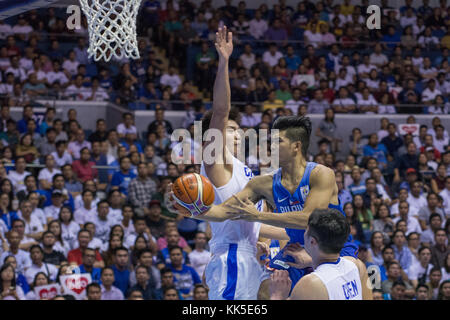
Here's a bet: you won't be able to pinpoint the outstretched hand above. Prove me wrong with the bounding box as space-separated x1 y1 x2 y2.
225 195 260 221
215 26 233 60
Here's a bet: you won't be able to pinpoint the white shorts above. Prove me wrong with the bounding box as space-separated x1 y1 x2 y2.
205 243 263 300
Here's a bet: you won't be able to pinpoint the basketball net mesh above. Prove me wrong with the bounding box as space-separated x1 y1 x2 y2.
79 0 142 62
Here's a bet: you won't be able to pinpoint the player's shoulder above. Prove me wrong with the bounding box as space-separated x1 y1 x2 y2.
292 273 328 299
310 163 335 181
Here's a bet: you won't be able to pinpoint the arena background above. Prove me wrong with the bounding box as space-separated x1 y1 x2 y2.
0 0 448 301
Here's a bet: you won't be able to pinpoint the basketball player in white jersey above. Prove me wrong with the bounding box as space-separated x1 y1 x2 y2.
270 208 372 300
167 27 288 300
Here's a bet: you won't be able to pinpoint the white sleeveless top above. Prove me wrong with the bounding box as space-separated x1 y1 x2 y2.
200 155 261 255
312 257 363 300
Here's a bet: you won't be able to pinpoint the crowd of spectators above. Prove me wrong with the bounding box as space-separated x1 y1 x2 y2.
1 0 450 113
0 0 448 301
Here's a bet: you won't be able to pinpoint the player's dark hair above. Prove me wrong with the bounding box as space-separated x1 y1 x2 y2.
272 116 312 157
307 208 349 254
201 107 241 135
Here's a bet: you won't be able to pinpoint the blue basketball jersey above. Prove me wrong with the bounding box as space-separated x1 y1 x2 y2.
273 162 344 244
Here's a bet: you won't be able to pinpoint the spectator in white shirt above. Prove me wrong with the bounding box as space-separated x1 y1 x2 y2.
0 230 32 274
0 72 15 95
74 190 97 226
160 66 182 94
303 22 322 48
262 43 283 68
51 140 73 168
440 176 450 216
86 77 109 101
19 47 34 72
5 55 27 83
400 8 417 28
418 27 439 49
370 43 389 67
248 10 268 40
357 87 379 114
240 104 259 128
25 245 58 284
239 44 256 70
422 79 442 105
408 182 428 218
116 112 138 139
46 60 69 87
334 68 353 91
7 157 31 193
0 20 12 40
44 191 65 223
188 231 211 279
64 75 90 101
62 51 80 77
332 87 356 113
38 154 62 190
433 125 449 154
11 16 33 41
19 200 44 243
68 129 91 160
357 55 376 79
392 201 422 237
408 247 434 289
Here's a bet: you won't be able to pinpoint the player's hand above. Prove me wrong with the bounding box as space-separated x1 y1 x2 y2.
270 270 291 300
256 241 270 259
164 183 193 217
283 243 313 269
225 195 260 221
215 26 233 60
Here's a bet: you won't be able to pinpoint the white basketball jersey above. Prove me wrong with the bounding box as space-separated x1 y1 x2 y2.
200 155 261 254
312 257 363 300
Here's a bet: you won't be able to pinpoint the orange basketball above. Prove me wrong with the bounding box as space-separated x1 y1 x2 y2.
172 173 215 217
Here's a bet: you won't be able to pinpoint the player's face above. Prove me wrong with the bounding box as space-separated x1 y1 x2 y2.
274 130 301 165
225 120 241 156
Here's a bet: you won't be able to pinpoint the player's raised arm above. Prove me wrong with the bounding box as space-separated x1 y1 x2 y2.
226 165 337 230
203 26 234 187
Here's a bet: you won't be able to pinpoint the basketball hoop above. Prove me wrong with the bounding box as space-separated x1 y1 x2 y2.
79 0 142 62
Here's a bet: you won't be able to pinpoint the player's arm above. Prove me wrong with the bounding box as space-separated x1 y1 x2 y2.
203 26 234 187
229 165 336 229
195 175 267 222
259 224 290 241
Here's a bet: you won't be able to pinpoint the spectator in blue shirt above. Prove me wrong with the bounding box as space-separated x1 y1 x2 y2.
90 141 108 185
16 105 39 135
348 167 366 196
79 248 102 283
167 246 201 300
111 156 137 196
336 173 352 205
363 134 388 169
43 174 75 211
391 230 413 274
120 133 143 154
0 192 19 230
284 45 302 71
382 26 401 50
110 246 130 296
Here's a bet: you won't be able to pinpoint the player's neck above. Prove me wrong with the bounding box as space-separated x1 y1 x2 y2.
281 156 307 184
314 253 341 269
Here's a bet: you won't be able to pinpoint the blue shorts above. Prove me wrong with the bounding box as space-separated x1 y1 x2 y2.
268 240 359 288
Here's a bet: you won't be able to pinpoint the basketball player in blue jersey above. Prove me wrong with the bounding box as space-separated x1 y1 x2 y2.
167 26 289 300
270 208 372 300
182 116 363 289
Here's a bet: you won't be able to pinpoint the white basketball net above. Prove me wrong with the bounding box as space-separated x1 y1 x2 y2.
79 0 142 62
